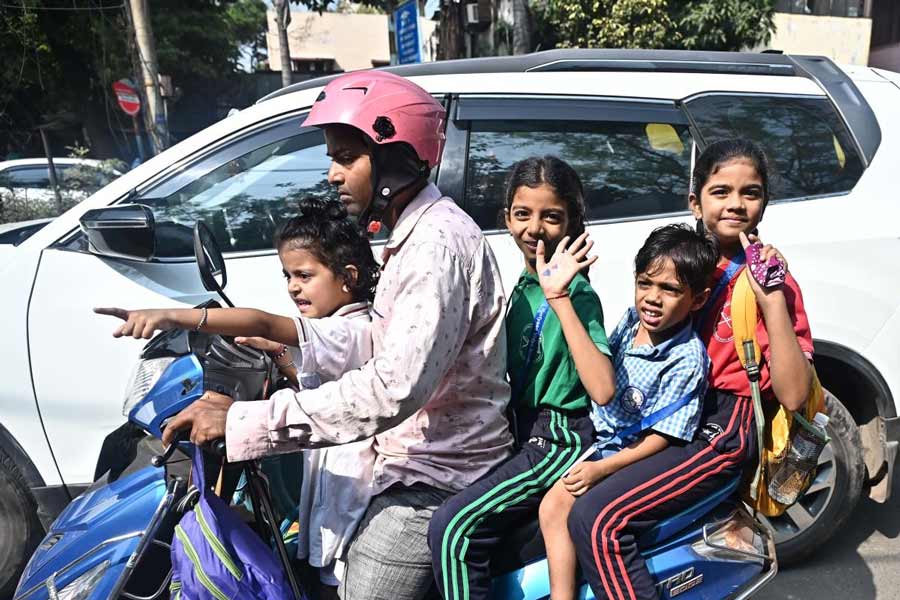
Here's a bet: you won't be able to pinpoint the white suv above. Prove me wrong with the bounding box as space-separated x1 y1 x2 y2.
1 49 898 595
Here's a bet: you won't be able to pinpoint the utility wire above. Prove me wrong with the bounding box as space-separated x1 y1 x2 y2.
0 2 124 10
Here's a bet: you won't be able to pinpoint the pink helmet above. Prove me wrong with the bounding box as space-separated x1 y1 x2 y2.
303 71 446 168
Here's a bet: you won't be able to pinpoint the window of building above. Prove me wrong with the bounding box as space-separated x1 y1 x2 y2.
291 59 337 74
775 0 868 17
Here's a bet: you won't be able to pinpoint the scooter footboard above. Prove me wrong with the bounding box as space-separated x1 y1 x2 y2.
491 505 776 600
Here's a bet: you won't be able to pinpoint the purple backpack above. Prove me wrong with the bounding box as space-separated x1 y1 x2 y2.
169 446 294 599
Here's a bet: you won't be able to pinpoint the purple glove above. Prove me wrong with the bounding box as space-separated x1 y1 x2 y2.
746 242 786 289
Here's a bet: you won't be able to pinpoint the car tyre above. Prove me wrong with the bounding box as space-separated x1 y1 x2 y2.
0 447 43 597
761 391 865 565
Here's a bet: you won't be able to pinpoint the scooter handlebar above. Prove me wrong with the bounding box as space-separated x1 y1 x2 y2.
209 438 227 457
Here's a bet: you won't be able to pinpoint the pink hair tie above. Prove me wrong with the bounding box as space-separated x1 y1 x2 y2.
745 242 786 289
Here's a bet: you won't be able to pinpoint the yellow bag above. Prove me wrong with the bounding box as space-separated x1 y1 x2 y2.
731 270 826 517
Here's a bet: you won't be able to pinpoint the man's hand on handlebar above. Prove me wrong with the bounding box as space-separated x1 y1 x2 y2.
161 390 234 447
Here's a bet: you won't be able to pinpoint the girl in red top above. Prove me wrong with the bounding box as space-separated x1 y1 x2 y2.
567 139 813 600
690 139 814 409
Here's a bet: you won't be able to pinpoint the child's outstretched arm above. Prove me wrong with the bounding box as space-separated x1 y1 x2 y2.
94 306 299 347
739 232 811 412
536 234 615 406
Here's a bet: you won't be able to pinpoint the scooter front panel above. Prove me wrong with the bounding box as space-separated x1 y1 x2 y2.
15 466 166 600
129 354 204 439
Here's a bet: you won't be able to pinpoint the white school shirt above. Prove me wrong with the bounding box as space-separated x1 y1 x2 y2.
288 301 376 574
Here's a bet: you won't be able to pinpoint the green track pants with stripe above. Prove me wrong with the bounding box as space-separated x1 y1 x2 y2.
427 408 595 600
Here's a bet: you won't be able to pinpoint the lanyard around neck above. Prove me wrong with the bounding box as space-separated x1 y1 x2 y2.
513 300 550 399
695 253 745 332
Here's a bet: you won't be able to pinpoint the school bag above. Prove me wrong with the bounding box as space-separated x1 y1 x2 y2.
169 445 294 600
730 269 827 517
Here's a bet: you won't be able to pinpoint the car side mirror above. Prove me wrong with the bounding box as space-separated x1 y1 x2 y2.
193 220 234 307
79 204 155 261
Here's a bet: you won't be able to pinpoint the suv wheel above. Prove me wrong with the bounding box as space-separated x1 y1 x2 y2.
0 448 43 597
759 392 865 565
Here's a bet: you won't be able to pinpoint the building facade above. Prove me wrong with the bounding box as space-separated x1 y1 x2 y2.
266 9 437 75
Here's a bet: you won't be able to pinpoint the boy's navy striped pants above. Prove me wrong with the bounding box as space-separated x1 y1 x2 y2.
567 391 756 600
428 407 594 600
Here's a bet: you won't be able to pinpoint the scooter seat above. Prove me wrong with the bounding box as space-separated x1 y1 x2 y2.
488 477 741 576
637 476 741 547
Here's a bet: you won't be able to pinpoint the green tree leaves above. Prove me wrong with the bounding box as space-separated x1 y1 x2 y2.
538 0 775 51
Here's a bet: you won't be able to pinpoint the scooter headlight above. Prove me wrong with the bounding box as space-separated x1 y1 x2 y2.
49 560 109 600
122 357 175 417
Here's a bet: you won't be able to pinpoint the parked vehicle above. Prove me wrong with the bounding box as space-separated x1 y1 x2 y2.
1 49 898 596
13 222 777 600
0 218 52 246
0 158 121 203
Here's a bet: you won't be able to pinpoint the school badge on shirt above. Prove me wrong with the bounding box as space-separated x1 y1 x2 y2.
621 386 645 414
713 299 735 344
519 323 544 363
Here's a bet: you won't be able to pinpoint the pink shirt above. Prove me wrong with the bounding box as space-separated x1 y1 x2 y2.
226 184 513 493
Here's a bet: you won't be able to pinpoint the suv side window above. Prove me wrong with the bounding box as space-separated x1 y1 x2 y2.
2 167 52 189
136 120 330 257
459 97 693 230
684 94 865 201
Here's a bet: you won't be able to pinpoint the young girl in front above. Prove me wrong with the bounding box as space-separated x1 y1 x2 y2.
96 197 380 596
566 139 814 600
428 155 616 600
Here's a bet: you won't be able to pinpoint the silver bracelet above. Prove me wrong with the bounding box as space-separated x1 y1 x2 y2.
194 307 208 332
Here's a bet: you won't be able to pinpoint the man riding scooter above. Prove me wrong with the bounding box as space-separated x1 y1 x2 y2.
157 71 515 600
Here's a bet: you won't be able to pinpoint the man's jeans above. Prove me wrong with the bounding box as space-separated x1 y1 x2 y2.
339 483 452 600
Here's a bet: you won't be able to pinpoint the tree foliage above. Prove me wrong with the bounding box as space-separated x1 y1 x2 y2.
536 0 776 51
1 0 268 157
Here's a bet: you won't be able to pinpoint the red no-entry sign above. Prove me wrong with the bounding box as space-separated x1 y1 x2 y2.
113 79 141 116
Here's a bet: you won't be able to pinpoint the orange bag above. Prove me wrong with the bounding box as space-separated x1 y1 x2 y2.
731 270 826 517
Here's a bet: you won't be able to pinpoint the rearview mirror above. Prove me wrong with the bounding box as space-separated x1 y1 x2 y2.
79 204 155 261
193 221 233 307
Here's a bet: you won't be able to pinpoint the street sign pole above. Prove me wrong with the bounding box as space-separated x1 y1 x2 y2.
38 127 63 213
132 115 145 161
113 79 145 163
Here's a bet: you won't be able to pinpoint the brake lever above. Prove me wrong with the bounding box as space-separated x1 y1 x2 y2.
151 430 189 467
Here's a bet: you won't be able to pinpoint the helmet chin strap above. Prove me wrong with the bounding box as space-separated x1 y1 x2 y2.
360 140 428 236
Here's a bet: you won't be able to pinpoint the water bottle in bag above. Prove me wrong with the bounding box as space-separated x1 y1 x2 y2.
767 412 830 506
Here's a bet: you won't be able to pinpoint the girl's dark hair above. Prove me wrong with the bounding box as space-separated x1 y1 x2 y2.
503 155 587 240
691 138 771 202
274 197 379 302
634 223 718 294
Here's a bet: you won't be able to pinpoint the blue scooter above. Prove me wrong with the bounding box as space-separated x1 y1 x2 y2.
15 217 777 600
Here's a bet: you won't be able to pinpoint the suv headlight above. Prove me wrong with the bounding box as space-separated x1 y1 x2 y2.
122 357 175 416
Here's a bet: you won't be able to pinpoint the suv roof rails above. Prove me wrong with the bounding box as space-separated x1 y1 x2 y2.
258 48 880 166
258 49 799 103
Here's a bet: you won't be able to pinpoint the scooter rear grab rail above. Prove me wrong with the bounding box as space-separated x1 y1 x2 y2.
714 510 779 600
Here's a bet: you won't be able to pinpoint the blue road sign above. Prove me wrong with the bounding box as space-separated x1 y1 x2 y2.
394 0 421 65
